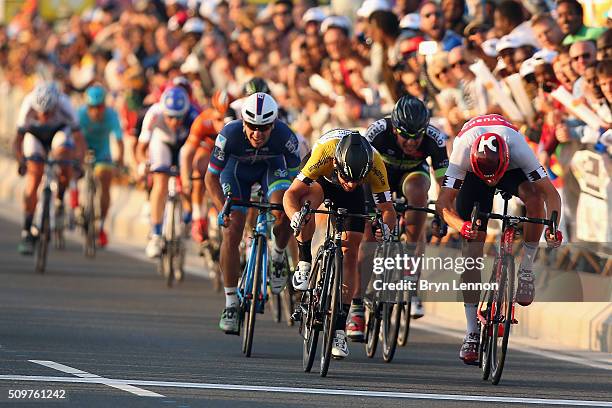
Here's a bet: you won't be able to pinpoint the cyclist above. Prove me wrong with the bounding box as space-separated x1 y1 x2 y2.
283 129 396 359
14 81 84 254
436 114 562 364
78 84 124 248
353 95 449 340
205 92 301 334
180 89 233 244
136 86 199 258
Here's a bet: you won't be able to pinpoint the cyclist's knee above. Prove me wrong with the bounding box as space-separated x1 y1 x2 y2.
403 174 430 204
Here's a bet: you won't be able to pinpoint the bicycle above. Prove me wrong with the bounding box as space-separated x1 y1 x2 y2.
473 191 557 385
33 157 71 274
81 150 97 258
293 199 378 377
158 166 186 287
364 198 446 362
220 193 285 358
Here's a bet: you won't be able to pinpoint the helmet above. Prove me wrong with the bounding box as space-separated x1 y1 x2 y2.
334 131 373 182
161 86 189 117
32 82 60 113
172 76 192 97
391 95 430 138
243 77 270 96
211 89 233 115
470 132 510 186
85 85 106 106
241 92 278 126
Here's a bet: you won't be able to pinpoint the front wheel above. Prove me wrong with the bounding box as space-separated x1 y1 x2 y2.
35 188 51 274
490 255 515 385
397 292 412 347
365 301 380 358
320 250 339 377
242 235 264 358
302 251 323 372
381 300 402 363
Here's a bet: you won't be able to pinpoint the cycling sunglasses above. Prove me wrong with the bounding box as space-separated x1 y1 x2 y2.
245 121 273 132
396 127 426 139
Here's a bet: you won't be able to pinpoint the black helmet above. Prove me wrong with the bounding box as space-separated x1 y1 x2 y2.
334 131 373 182
243 77 270 96
391 95 430 138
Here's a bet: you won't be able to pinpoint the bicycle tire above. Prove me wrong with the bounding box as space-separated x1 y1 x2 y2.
243 235 264 358
35 187 51 274
491 255 514 385
320 249 340 377
270 292 282 323
381 241 402 362
172 200 185 282
164 199 177 288
365 302 380 358
397 293 412 347
84 174 96 258
480 258 499 381
302 250 323 372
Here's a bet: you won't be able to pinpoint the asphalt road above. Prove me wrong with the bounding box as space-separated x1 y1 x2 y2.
0 214 610 408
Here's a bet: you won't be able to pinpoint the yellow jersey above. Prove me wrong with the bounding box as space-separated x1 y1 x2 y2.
297 129 391 203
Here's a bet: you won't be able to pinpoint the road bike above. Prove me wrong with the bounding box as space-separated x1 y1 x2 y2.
158 166 186 287
474 191 557 385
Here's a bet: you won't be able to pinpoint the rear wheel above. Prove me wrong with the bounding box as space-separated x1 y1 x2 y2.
35 188 51 274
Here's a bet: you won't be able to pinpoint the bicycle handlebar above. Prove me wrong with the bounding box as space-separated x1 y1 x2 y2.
471 201 558 230
222 194 284 219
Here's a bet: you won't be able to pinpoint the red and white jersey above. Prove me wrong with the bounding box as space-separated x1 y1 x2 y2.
443 114 547 189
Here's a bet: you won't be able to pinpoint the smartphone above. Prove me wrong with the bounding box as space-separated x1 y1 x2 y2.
418 41 439 56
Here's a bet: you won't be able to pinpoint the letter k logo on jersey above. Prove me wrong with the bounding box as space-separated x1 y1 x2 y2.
478 134 497 153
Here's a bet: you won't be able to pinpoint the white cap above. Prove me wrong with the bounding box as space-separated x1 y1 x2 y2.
180 53 200 74
532 49 558 65
519 57 538 77
199 2 219 25
481 38 499 57
321 15 352 34
183 17 205 34
303 7 326 24
399 13 420 30
356 0 391 19
168 15 181 31
496 35 521 53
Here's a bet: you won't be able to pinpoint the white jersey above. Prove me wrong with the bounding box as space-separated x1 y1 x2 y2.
138 103 188 145
17 92 79 132
443 114 547 189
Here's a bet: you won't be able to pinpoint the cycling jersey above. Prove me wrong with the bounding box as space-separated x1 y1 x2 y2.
208 119 301 204
138 102 199 145
78 106 123 164
443 114 547 190
297 129 391 204
186 108 220 153
17 92 79 132
364 118 449 178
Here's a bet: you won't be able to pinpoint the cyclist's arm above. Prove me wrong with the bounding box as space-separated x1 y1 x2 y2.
204 170 225 212
436 187 463 232
532 177 562 226
13 129 25 163
179 141 197 192
375 200 396 230
283 178 311 221
205 133 230 211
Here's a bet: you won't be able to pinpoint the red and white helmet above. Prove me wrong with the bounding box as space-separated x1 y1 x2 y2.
241 92 278 126
470 132 510 186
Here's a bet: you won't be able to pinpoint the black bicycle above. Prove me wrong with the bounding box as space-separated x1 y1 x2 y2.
473 191 557 385
294 199 379 377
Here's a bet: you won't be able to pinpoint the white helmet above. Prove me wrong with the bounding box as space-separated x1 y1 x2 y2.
241 92 278 126
32 82 60 113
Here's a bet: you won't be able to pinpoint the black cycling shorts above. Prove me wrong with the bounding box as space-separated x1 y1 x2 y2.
455 169 527 231
317 176 367 233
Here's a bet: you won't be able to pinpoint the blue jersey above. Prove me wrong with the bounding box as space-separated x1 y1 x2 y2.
208 120 301 176
78 106 123 163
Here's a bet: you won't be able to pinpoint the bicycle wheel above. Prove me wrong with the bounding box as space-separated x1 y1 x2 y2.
35 188 51 274
243 235 264 357
397 292 412 347
480 258 499 381
382 300 402 363
83 174 96 258
164 200 176 288
270 292 282 323
490 255 515 385
302 251 323 372
172 200 185 282
320 249 340 377
365 300 380 358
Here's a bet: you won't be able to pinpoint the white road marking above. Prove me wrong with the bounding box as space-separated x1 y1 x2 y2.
411 321 612 372
29 360 164 398
0 374 610 406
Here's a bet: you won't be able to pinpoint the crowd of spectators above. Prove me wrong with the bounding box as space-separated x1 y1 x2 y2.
0 0 611 243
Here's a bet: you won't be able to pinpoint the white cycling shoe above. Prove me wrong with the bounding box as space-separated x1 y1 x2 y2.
146 234 163 258
332 330 349 359
270 251 287 295
292 261 311 291
411 296 424 319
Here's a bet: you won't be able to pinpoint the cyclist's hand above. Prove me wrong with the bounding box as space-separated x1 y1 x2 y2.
17 160 27 176
460 221 478 240
218 211 230 228
374 222 391 242
290 211 305 234
544 228 562 248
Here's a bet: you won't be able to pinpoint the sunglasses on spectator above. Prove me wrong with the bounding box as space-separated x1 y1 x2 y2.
436 66 450 77
245 122 273 132
571 53 591 62
450 59 467 68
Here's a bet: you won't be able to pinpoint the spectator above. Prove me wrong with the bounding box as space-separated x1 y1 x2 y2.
596 59 612 125
368 10 402 97
448 45 487 116
531 13 564 51
270 0 297 58
418 1 463 52
493 0 538 46
556 0 607 46
596 29 612 60
568 40 596 97
441 0 467 35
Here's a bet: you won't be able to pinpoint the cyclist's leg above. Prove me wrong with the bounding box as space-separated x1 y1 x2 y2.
456 173 494 362
94 161 113 246
146 138 171 257
50 129 74 203
20 133 46 253
401 167 431 317
191 146 210 242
